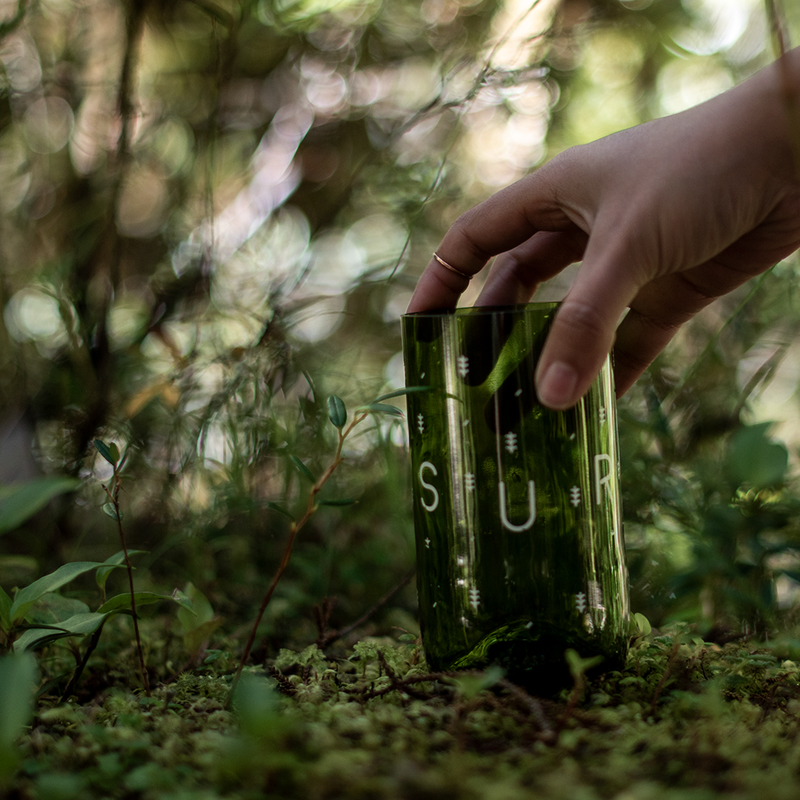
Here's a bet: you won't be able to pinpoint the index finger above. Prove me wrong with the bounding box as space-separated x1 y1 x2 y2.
406 172 574 313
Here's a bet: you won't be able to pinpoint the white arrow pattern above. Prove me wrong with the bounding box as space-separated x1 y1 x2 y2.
505 432 518 454
469 588 481 612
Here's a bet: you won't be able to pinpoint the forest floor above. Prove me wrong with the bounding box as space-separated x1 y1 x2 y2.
6 621 800 800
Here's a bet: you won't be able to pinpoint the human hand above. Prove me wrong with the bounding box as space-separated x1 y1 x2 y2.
407 52 800 409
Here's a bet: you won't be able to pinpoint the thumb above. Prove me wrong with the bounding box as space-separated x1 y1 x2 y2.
534 238 644 409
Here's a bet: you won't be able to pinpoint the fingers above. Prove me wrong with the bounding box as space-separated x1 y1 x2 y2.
475 229 588 307
612 256 773 394
406 171 579 313
534 234 646 409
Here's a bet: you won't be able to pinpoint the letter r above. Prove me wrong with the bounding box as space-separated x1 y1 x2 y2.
594 454 612 505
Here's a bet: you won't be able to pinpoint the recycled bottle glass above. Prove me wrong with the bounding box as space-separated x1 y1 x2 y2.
402 303 629 689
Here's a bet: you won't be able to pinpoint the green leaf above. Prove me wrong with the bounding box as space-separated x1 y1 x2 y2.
317 498 357 507
93 440 119 466
177 583 214 633
447 665 505 700
97 591 194 615
177 584 220 656
10 562 105 624
0 652 37 783
233 673 283 739
356 403 403 417
630 612 652 639
0 478 81 536
327 395 347 429
183 618 222 657
264 501 294 521
170 587 195 614
290 455 316 484
565 648 604 680
95 550 147 592
726 423 789 489
26 593 90 625
372 386 430 403
13 613 108 653
0 587 11 632
102 503 122 521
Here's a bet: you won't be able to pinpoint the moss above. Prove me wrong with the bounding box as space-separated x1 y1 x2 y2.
9 624 800 799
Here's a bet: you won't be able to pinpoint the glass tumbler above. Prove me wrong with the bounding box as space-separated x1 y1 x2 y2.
402 303 629 688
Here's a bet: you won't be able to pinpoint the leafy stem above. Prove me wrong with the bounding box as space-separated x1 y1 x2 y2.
228 405 369 703
227 387 425 706
95 441 150 696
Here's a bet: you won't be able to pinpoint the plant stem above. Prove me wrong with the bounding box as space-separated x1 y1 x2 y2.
104 471 150 696
227 412 367 704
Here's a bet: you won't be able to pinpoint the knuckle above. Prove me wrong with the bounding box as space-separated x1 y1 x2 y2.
626 307 682 337
674 271 718 306
613 343 655 378
555 301 611 346
449 210 493 262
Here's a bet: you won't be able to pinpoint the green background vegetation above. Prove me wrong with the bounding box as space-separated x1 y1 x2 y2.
4 0 800 797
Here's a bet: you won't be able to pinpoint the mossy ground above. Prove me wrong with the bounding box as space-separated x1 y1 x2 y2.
7 621 800 800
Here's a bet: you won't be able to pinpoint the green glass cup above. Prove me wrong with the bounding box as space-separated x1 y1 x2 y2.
402 303 629 689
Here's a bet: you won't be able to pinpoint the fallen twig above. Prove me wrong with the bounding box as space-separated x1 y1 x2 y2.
316 569 416 648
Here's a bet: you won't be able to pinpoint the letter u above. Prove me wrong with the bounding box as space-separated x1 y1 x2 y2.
499 480 536 532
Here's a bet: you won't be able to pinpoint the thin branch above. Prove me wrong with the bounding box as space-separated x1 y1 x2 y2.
316 569 415 648
498 678 555 739
102 463 150 696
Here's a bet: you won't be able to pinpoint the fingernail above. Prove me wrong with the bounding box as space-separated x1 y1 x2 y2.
537 362 579 409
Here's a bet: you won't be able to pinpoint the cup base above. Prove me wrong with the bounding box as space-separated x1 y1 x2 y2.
429 620 626 694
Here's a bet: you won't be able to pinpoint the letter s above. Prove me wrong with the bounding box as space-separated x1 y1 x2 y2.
419 461 440 512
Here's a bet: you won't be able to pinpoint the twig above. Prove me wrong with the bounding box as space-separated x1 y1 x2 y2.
347 670 452 701
498 678 555 741
313 597 336 643
376 651 431 702
316 569 416 648
60 620 108 701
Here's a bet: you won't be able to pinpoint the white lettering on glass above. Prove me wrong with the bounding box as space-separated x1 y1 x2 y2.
594 454 612 504
499 480 536 532
419 461 439 512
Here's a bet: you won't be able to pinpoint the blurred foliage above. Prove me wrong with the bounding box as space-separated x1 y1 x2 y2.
2 0 800 674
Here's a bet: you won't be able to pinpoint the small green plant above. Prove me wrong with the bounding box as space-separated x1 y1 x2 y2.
228 388 425 702
0 449 195 697
0 553 194 696
94 440 151 695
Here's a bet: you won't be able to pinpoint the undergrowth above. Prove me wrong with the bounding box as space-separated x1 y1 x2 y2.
7 622 800 800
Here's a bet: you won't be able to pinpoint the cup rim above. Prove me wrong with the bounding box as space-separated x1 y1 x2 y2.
402 301 560 319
